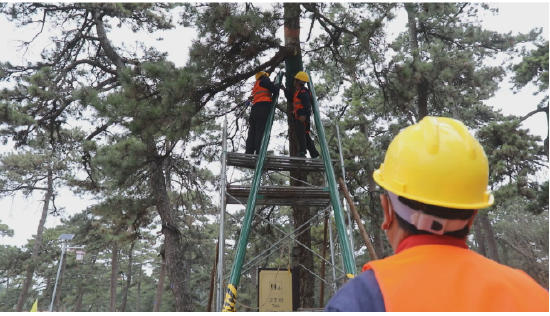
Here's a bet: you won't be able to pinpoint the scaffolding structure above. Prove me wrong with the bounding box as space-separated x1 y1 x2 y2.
216 71 357 312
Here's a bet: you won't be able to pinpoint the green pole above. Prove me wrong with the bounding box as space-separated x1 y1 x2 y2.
223 72 283 312
306 70 357 278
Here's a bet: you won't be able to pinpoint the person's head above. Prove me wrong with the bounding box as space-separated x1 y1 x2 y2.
255 71 269 81
373 117 494 250
294 71 309 89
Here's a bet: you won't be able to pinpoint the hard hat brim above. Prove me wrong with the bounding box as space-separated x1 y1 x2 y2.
373 169 494 210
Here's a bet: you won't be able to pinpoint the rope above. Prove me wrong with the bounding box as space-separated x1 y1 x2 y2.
271 170 321 187
299 264 336 292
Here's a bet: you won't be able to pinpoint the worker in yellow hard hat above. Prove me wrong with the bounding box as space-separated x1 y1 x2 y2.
325 116 549 312
280 71 320 158
245 71 283 155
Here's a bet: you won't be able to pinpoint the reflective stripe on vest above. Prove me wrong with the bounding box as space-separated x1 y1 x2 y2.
252 80 272 104
293 89 303 119
363 245 549 312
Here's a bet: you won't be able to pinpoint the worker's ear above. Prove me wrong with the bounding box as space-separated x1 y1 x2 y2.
467 209 479 229
380 193 393 231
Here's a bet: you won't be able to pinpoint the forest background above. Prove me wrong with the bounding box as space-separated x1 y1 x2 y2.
0 1 548 312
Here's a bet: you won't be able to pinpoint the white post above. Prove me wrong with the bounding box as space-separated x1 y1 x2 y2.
49 240 66 312
216 116 228 312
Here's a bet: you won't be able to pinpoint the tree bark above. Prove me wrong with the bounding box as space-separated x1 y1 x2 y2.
136 266 142 312
284 3 314 309
405 3 429 121
120 241 134 312
473 216 487 257
5 269 8 312
136 281 141 312
147 140 193 312
110 242 118 312
75 256 96 312
479 213 500 263
207 241 219 312
15 169 53 312
55 251 67 312
153 258 167 312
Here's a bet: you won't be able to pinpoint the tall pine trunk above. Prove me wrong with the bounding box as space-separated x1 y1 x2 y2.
146 140 193 312
405 3 429 121
284 3 314 309
120 241 134 312
479 213 500 263
15 169 53 312
110 242 118 312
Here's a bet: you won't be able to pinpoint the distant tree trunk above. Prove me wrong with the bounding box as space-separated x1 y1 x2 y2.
405 3 429 121
136 280 141 312
479 213 500 263
147 140 193 312
55 251 67 312
75 256 96 312
74 290 85 313
120 241 135 312
110 242 118 312
15 169 53 312
545 106 549 157
207 241 219 312
284 3 314 309
473 217 487 257
153 257 167 312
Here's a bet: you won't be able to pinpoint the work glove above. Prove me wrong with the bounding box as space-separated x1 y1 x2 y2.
299 116 306 123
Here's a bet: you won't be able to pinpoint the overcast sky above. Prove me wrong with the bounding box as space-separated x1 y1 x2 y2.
0 2 548 247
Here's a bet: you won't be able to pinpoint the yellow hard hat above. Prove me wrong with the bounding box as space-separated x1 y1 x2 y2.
255 71 269 81
373 116 494 209
294 71 309 83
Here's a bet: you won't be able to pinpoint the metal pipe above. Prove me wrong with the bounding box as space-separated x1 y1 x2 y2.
336 120 356 264
49 240 66 312
217 115 228 312
307 70 356 277
327 213 337 292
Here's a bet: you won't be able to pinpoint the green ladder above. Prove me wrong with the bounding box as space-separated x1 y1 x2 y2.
222 71 356 312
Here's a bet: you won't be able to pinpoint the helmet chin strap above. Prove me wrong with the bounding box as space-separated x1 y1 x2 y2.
387 191 471 235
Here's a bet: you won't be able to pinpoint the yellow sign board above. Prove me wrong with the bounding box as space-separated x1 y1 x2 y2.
258 269 293 312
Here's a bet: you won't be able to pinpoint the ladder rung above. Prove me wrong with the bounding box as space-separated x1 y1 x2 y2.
226 185 331 207
226 153 336 172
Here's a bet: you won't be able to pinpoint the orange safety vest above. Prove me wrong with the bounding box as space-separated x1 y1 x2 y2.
363 245 549 312
252 80 272 104
293 89 304 119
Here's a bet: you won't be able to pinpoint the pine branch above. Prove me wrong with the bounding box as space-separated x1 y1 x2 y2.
520 105 549 123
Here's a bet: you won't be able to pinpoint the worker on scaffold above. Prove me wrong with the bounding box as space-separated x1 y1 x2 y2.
325 116 549 312
281 71 320 158
245 71 281 155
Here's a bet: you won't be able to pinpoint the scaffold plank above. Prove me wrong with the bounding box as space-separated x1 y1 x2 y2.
226 185 331 207
226 153 333 172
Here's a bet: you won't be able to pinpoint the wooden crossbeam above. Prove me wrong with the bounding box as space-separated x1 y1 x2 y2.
226 153 333 172
226 185 331 207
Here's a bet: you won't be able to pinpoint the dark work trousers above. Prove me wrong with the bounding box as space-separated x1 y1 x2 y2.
294 116 320 158
245 101 271 155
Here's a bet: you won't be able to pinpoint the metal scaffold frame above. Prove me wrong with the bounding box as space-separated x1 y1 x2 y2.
216 71 358 312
